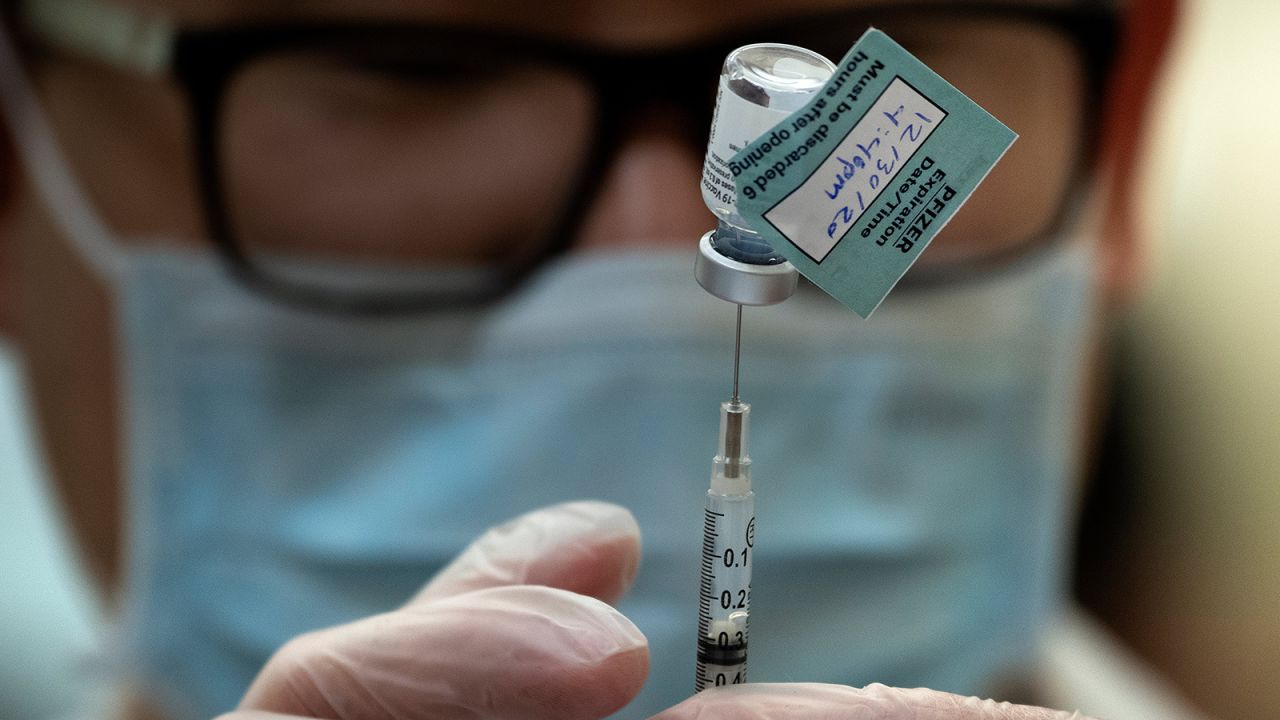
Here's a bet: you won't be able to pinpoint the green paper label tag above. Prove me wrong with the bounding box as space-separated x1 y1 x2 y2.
731 29 1017 317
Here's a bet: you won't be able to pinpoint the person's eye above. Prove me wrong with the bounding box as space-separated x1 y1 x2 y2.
218 50 597 279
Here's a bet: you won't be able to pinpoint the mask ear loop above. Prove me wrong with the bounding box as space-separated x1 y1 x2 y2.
0 13 126 281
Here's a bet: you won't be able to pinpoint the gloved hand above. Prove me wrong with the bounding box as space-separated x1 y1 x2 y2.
218 501 1096 720
220 500 649 720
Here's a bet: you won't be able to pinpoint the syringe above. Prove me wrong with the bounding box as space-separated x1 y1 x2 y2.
695 331 755 690
693 43 834 692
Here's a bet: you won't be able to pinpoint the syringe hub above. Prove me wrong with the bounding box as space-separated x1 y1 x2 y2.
711 400 752 494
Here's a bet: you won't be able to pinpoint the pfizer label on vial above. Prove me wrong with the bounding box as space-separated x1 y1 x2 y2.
731 29 1016 318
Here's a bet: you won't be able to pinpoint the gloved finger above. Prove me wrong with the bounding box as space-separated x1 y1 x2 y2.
414 500 642 605
241 584 648 720
649 683 1095 719
216 707 311 712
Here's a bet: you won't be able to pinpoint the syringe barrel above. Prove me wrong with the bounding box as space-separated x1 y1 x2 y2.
696 489 754 691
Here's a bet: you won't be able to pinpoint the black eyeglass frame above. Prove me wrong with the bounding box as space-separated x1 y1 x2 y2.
169 1 1119 314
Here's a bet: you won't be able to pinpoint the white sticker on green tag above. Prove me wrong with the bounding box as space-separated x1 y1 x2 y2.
732 29 1017 318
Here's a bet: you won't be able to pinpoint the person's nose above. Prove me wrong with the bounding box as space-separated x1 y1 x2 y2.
572 110 709 252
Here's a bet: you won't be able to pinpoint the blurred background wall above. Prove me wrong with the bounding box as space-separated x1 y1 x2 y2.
1080 1 1280 718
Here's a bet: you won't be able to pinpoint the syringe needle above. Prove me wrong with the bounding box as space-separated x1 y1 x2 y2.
731 304 743 404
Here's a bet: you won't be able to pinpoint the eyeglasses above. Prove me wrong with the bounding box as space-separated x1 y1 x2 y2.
21 0 1117 314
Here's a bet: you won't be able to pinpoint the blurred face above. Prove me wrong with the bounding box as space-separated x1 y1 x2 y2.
22 0 1089 264
2 0 1098 585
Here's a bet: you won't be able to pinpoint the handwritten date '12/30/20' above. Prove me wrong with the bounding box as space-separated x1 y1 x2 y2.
825 103 936 241
757 75 947 265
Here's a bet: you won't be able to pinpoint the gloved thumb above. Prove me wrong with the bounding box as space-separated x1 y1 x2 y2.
650 683 1097 719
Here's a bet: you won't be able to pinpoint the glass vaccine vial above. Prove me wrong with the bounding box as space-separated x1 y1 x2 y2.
696 44 835 306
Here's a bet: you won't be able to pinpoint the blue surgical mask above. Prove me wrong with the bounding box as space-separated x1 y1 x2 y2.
2 26 1098 719
117 242 1098 720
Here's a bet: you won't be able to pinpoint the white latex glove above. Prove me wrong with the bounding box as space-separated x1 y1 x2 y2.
220 501 649 720
219 501 1097 720
652 683 1097 719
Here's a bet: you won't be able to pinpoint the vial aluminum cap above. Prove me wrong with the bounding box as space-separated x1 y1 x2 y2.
695 231 799 306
